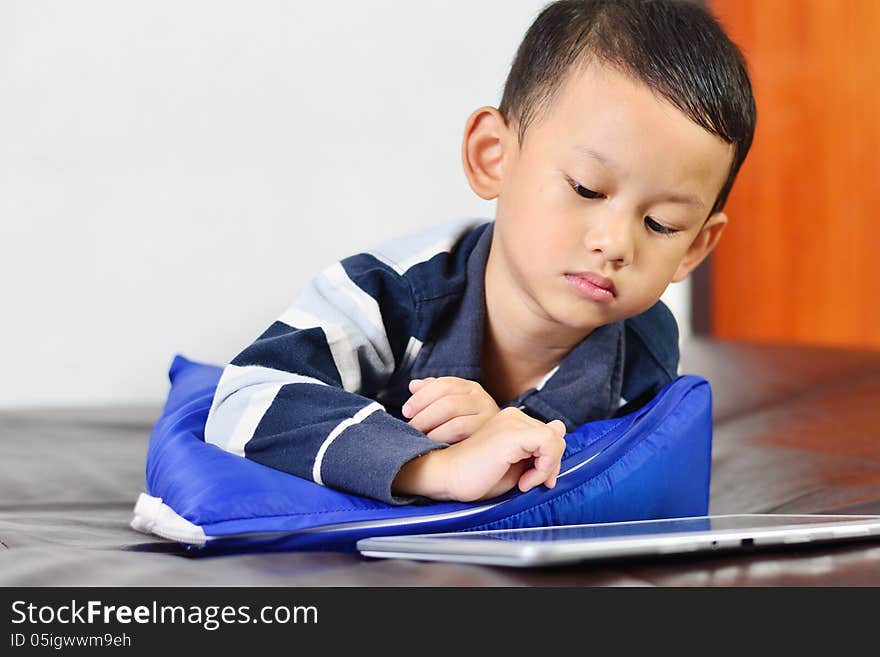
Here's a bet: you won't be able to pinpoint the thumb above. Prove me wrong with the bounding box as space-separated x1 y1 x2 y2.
547 419 567 436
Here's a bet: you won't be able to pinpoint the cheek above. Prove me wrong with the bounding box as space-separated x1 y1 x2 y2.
633 245 690 288
499 167 580 264
502 188 561 245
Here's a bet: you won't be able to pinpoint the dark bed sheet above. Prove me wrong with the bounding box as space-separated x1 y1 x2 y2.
2 338 879 586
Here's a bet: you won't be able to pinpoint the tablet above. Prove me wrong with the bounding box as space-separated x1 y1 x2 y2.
356 514 880 567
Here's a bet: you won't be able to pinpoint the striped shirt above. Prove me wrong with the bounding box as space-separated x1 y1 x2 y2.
205 219 679 504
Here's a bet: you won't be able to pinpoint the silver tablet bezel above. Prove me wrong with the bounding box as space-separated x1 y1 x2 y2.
356 514 880 567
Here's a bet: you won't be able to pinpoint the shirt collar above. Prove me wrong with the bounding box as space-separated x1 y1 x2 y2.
412 220 625 430
411 222 492 381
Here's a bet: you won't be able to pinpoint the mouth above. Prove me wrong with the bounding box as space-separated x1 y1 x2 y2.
564 271 616 302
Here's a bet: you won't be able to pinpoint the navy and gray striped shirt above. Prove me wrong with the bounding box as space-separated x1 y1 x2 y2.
205 219 679 504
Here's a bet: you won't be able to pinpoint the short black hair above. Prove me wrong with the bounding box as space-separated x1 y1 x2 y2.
498 0 756 215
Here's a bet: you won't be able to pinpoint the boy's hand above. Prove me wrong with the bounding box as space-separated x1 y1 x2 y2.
402 376 501 443
392 408 567 503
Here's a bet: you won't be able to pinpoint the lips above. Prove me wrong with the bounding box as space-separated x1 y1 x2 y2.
571 271 615 294
565 271 617 301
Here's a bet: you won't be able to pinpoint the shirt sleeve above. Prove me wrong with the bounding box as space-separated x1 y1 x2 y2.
204 252 444 505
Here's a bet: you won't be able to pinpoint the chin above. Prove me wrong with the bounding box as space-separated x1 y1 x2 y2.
549 303 614 332
538 285 621 331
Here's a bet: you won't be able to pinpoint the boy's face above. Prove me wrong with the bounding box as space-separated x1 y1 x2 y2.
477 62 733 334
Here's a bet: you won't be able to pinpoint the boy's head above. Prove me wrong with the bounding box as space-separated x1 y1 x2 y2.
462 0 756 335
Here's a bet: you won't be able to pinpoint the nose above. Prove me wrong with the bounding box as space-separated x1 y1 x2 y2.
582 212 635 267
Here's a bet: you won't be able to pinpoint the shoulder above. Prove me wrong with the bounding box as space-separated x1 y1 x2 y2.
311 219 489 313
366 218 488 276
621 301 680 400
363 219 490 300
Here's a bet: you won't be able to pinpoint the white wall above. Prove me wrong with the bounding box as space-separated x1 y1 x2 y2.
1 0 690 408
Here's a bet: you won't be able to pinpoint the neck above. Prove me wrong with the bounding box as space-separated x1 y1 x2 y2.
480 237 591 403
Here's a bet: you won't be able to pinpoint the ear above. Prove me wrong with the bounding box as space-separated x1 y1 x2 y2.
671 212 728 283
461 106 512 200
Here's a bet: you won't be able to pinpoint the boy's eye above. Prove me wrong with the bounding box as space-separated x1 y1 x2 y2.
571 182 604 200
644 216 679 236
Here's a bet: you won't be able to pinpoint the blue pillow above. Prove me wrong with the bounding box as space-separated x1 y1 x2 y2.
131 355 712 554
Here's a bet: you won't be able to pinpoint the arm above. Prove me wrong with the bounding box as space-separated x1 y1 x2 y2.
396 377 568 501
205 254 444 505
393 408 567 502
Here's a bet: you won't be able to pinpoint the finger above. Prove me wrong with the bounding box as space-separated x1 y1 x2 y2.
407 377 434 394
512 425 565 491
533 431 565 471
547 419 567 436
409 394 478 434
519 449 563 491
505 423 566 463
516 463 549 492
533 452 557 474
402 377 458 419
530 451 562 489
543 458 563 489
403 377 435 416
407 376 470 396
425 415 477 444
540 435 565 489
479 460 531 500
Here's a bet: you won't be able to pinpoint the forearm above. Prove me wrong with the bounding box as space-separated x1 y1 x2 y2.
392 449 452 501
394 408 567 504
207 366 447 504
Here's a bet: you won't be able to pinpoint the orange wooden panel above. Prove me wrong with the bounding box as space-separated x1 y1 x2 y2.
709 0 880 349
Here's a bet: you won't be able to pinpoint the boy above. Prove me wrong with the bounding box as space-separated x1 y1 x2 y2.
205 0 756 505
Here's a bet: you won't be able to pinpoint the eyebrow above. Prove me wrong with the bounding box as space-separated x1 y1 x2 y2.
572 146 706 210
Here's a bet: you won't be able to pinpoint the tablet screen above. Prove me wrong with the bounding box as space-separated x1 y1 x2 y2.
439 514 869 542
